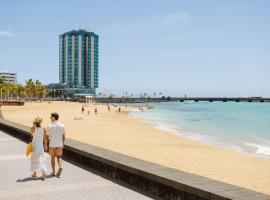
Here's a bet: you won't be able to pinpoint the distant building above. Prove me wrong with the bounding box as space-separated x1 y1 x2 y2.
0 72 17 83
59 29 99 96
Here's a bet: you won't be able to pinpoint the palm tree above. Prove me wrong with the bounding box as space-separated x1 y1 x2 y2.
35 80 47 99
17 84 25 100
0 78 48 101
159 92 162 98
143 93 147 98
25 79 35 99
2 82 13 100
0 76 5 100
8 83 16 100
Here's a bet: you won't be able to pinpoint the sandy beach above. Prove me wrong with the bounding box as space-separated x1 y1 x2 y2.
2 101 270 195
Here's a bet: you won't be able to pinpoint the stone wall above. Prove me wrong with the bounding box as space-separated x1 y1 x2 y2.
0 101 24 106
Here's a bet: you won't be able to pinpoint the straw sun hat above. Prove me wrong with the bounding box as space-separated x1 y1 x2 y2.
33 116 43 125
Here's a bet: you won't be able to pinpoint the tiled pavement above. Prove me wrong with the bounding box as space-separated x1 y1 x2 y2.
0 130 153 200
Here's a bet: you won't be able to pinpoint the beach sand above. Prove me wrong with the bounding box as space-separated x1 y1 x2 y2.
2 101 270 195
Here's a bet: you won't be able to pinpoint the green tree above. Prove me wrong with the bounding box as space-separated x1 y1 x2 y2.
17 84 25 100
25 79 35 98
0 78 46 101
35 80 47 99
0 76 4 100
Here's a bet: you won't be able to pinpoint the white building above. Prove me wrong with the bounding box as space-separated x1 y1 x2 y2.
0 72 17 83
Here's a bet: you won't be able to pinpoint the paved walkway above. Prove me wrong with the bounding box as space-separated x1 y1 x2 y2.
0 130 153 200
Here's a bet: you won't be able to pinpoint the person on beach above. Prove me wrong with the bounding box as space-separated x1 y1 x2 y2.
47 112 67 178
94 108 97 115
30 116 48 180
81 106 85 114
118 107 121 112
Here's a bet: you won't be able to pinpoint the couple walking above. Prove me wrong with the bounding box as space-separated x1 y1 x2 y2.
30 112 66 180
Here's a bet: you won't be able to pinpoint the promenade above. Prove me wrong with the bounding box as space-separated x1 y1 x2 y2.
0 130 153 200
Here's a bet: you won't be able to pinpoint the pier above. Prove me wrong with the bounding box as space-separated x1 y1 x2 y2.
93 97 270 104
173 97 270 103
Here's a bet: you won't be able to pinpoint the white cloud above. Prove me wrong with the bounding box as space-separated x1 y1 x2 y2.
154 12 191 26
0 30 16 37
104 11 191 34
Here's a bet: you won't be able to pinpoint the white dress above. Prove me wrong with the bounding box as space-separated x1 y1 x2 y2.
30 127 47 173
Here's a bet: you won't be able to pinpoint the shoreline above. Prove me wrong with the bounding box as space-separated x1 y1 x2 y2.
129 101 270 160
1 101 270 195
130 109 270 160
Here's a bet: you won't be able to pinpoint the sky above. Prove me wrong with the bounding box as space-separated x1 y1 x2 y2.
0 0 270 97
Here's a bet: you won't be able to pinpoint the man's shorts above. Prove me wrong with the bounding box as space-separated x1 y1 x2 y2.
49 147 63 156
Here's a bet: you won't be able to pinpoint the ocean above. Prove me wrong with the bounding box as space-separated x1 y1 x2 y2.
129 101 270 159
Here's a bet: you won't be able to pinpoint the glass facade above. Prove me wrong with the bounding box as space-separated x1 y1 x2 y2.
59 29 99 95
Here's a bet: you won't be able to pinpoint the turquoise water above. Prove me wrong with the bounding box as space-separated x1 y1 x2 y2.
129 102 270 158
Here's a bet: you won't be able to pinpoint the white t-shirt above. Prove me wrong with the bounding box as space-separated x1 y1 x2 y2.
47 121 67 147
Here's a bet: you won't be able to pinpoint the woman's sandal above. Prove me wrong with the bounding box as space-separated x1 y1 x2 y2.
41 172 46 180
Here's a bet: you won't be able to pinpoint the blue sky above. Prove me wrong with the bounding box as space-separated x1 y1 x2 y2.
0 0 270 97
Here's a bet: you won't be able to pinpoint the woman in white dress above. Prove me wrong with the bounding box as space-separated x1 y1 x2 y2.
30 117 48 180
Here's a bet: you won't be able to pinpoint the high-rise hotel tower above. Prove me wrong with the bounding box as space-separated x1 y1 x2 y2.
59 29 98 95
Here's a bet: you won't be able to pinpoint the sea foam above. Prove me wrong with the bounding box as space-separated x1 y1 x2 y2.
242 143 270 157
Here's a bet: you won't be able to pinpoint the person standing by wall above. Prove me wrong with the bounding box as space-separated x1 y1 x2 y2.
47 112 67 178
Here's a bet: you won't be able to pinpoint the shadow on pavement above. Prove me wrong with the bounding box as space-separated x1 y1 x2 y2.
17 175 55 182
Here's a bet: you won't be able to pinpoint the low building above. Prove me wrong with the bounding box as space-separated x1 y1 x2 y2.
0 72 17 83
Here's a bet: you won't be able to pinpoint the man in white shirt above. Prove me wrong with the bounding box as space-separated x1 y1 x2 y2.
47 112 67 177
